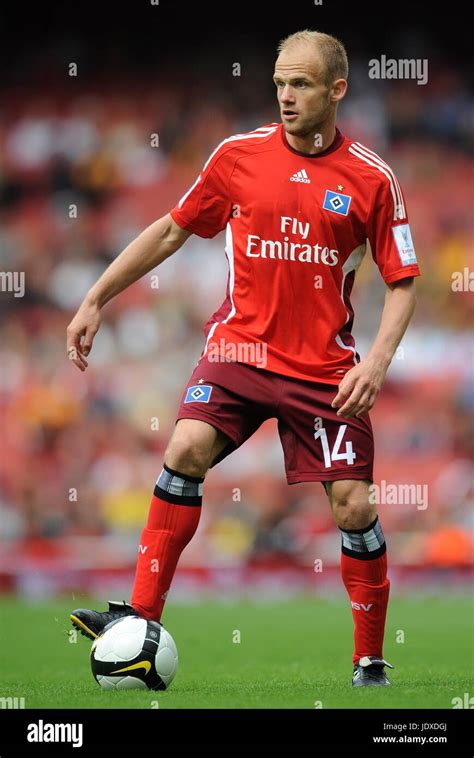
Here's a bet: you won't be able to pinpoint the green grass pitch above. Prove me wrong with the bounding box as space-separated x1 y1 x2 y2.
0 594 471 709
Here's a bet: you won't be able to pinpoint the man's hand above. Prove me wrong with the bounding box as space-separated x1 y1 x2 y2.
65 213 191 373
332 278 417 418
66 299 102 372
331 357 388 418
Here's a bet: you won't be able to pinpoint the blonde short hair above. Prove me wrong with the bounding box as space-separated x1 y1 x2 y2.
277 30 349 85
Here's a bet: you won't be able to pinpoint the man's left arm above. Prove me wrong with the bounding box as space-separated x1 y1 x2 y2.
331 276 416 418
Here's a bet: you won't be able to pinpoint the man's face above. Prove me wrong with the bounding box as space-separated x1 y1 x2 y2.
273 44 334 136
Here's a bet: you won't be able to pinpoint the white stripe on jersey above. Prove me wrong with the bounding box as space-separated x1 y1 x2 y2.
201 125 279 172
178 174 203 209
202 221 236 356
353 142 405 219
178 125 279 209
348 144 406 221
335 243 367 364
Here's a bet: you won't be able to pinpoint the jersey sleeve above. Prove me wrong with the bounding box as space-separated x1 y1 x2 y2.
170 143 235 239
367 173 421 284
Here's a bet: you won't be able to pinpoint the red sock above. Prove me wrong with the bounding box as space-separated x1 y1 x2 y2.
131 465 203 622
340 519 390 666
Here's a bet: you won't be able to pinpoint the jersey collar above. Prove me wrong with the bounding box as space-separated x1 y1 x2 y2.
280 124 345 158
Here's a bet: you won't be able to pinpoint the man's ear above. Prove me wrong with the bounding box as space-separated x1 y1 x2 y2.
331 78 348 103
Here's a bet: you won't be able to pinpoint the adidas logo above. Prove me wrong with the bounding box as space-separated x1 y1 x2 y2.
290 169 311 184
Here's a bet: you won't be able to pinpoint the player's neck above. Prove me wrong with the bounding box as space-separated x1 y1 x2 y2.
284 122 337 156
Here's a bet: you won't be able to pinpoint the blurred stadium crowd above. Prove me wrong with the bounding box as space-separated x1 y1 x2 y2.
0 58 472 590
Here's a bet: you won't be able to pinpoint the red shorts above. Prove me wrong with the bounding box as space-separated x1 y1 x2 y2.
175 357 374 485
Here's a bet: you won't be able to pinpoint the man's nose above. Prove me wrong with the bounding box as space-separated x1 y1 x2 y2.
280 85 295 102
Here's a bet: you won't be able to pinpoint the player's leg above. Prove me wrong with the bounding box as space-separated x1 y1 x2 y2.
129 418 231 622
129 357 275 626
70 419 230 639
325 478 393 687
71 357 274 639
276 377 393 685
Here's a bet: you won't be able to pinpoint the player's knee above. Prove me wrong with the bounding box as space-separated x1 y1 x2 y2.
332 497 376 531
163 439 210 478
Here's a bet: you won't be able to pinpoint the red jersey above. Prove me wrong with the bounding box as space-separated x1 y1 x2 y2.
170 123 420 384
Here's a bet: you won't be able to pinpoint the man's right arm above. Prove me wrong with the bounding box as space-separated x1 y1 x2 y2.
66 213 191 371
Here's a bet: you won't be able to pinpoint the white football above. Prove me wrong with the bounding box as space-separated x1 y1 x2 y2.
90 616 178 691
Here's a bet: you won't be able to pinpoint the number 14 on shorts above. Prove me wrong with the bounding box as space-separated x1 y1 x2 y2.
313 417 356 467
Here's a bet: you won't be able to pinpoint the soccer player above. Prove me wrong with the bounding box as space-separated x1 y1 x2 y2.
67 30 420 687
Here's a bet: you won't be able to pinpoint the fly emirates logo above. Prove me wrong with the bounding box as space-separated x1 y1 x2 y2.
246 216 339 266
